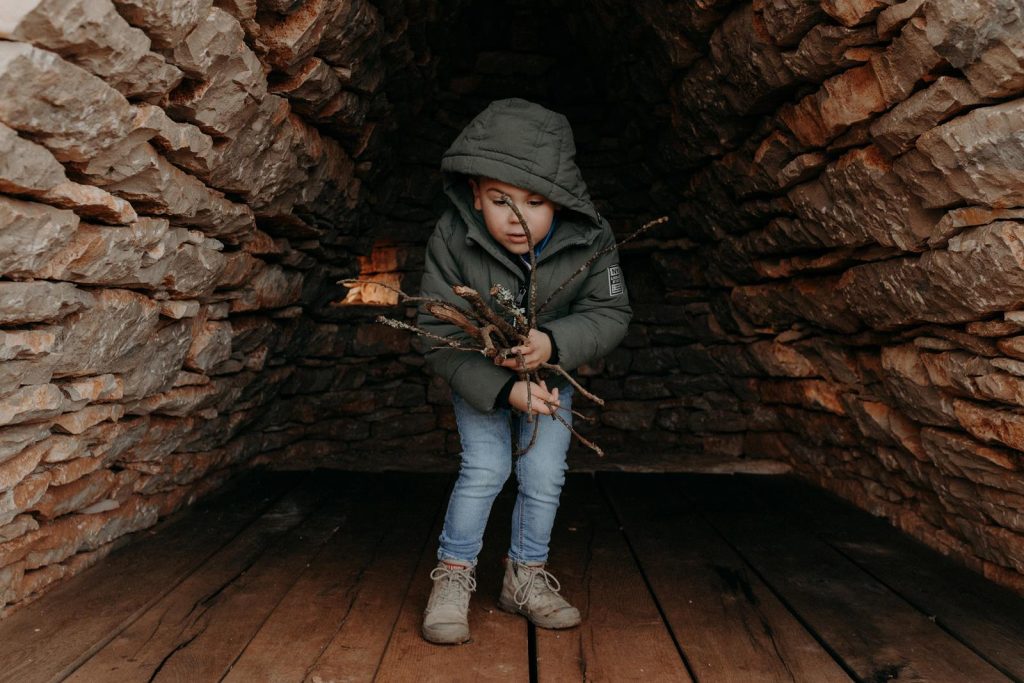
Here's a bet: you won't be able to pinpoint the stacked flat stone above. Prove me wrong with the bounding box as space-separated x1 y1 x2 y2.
0 0 397 613
637 0 1024 596
261 0 1024 602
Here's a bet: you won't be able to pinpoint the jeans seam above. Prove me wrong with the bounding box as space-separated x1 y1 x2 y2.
515 416 525 562
441 388 574 567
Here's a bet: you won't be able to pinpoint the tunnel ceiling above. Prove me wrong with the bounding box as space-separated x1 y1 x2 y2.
1 0 1024 613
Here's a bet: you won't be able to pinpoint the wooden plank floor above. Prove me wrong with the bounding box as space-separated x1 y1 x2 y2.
2 469 1023 683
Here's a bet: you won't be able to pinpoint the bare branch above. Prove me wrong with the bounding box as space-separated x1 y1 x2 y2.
521 359 533 424
496 194 539 330
348 215 660 459
375 316 482 351
544 401 604 457
537 216 669 314
556 404 596 423
480 324 502 358
425 302 487 341
540 363 605 406
514 415 541 457
453 285 522 343
339 279 482 322
490 284 528 333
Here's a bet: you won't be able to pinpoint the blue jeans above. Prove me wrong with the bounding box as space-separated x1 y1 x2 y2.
437 386 574 566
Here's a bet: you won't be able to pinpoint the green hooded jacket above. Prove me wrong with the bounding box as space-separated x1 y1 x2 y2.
417 98 632 412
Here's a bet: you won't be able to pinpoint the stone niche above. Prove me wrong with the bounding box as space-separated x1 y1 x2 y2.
1 0 1024 613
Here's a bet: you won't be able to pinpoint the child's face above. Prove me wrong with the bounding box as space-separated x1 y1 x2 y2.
469 177 557 255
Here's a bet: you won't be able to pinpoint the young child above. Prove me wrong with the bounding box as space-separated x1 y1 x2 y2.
417 98 632 645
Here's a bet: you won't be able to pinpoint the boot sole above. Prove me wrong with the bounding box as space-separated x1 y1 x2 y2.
497 596 581 629
421 626 472 645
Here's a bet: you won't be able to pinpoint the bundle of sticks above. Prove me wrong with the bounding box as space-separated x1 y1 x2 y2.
340 195 668 457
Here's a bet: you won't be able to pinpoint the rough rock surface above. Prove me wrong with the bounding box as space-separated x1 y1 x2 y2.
922 0 1024 98
0 41 135 164
0 0 183 100
560 0 1024 600
0 0 360 613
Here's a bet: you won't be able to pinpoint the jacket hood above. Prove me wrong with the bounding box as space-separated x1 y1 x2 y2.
440 98 604 240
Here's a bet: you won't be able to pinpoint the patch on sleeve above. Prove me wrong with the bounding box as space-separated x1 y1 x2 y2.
607 264 624 296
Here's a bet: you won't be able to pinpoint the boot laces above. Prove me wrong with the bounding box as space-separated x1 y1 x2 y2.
512 564 562 607
430 563 477 603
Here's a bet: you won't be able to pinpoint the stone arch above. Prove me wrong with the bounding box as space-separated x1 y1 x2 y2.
1 0 1023 611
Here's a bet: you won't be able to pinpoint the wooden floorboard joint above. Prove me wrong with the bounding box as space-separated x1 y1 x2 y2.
677 480 864 683
6 471 1023 683
293 521 405 683
101 472 315 677
0 469 310 683
215 493 346 683
367 474 453 682
765 475 1024 683
595 472 700 683
65 472 340 683
222 472 452 683
823 537 1023 683
527 623 539 683
371 476 532 682
675 473 1014 682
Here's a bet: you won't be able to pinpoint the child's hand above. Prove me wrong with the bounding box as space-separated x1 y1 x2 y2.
509 380 560 415
497 329 552 371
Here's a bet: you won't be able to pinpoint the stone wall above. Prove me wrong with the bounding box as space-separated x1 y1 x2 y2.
261 0 791 475
0 0 393 613
1 0 1024 614
620 0 1024 595
267 0 1024 597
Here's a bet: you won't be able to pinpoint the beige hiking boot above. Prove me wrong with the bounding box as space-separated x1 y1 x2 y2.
422 560 477 644
498 558 581 629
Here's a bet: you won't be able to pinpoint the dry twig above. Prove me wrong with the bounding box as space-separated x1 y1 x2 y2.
537 215 668 314
544 401 604 457
453 285 520 344
338 212 671 459
541 362 604 406
497 194 539 330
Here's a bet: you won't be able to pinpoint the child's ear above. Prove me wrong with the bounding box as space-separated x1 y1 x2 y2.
467 177 483 211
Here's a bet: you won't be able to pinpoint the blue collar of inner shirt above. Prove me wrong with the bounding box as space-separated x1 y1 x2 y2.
518 215 559 268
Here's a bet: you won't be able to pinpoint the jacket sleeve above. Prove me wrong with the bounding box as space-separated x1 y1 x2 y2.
417 223 517 413
539 226 633 372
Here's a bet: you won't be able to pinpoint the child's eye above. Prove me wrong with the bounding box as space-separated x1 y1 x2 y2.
491 198 546 208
